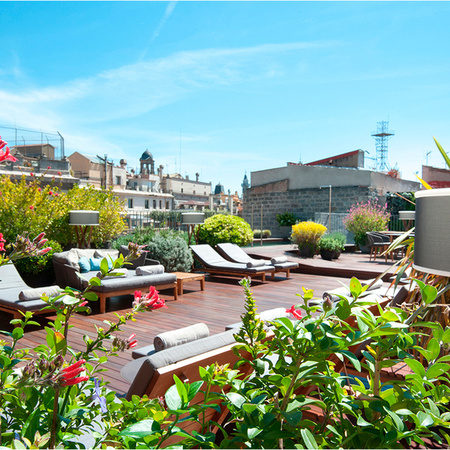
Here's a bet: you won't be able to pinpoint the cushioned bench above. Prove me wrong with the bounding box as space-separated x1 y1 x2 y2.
0 263 61 319
52 247 177 313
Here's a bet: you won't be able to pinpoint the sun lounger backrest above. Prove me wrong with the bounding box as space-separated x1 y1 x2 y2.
0 264 29 289
190 244 229 267
126 330 237 400
216 243 253 263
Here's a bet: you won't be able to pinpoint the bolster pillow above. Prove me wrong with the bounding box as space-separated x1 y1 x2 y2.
246 260 266 268
271 256 288 264
19 286 62 301
135 265 165 275
154 323 210 352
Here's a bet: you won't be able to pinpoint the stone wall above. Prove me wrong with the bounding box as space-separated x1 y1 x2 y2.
242 184 379 237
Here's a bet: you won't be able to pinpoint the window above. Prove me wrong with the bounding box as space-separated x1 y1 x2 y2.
159 200 162 209
128 198 133 209
145 200 149 209
116 176 121 185
153 200 156 209
193 190 196 195
181 188 184 193
166 201 170 209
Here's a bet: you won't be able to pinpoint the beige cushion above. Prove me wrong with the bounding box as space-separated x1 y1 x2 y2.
135 265 165 275
154 323 210 352
19 286 61 301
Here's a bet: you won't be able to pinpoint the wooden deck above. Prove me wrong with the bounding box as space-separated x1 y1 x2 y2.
1 247 398 396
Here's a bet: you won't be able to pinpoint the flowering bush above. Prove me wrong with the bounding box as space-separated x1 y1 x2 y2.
343 199 390 247
197 214 253 246
0 239 167 448
291 220 327 256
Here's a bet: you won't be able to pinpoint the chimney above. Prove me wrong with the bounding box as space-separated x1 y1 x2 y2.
196 172 199 182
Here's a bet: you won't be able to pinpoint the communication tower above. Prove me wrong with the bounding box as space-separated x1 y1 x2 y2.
371 120 394 172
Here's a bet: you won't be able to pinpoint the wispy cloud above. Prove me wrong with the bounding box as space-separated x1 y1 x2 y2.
139 2 177 61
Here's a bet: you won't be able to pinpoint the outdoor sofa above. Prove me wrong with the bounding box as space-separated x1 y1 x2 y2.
190 244 276 281
216 242 299 279
0 263 62 319
52 246 177 313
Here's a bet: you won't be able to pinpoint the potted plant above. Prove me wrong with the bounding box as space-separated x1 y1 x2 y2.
291 220 327 257
343 200 390 252
276 212 297 239
318 232 346 260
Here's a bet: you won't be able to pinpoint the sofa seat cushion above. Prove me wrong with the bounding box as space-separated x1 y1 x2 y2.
0 287 60 312
125 330 236 398
80 270 177 293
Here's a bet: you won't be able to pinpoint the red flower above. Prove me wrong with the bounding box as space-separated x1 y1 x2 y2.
37 188 41 192
286 305 302 320
30 172 34 177
60 359 89 387
58 171 62 176
47 166 51 169
48 191 53 196
0 136 17 163
79 301 88 308
29 205 34 210
134 287 167 310
0 233 5 252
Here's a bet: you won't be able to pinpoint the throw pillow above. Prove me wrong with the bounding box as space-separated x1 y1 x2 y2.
89 257 102 271
78 256 91 273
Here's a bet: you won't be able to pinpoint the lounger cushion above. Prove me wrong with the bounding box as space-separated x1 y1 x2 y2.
126 330 236 399
135 265 165 276
96 268 128 279
19 286 61 301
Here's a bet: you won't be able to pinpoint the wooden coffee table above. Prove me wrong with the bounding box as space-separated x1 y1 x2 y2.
173 272 206 295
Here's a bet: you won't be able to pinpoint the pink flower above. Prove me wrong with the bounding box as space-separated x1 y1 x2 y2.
38 247 51 256
0 233 5 252
30 172 34 177
60 359 89 387
134 287 167 310
48 191 53 196
127 333 138 349
58 171 62 176
37 188 41 192
286 305 302 320
79 301 88 307
47 166 51 169
29 205 34 210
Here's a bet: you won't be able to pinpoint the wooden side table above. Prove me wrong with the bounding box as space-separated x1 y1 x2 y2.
173 272 206 295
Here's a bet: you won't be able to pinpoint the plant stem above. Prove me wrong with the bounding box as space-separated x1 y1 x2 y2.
49 390 60 449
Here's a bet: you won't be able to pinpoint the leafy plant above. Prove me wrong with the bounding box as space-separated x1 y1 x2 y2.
145 231 193 272
253 229 271 239
318 232 346 252
343 199 390 247
197 214 253 247
291 220 327 255
276 211 297 226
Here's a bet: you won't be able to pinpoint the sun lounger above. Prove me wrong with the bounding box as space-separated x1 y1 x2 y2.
216 242 299 279
0 263 61 319
190 244 275 282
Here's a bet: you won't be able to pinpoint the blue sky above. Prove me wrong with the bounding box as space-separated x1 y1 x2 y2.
1 1 450 194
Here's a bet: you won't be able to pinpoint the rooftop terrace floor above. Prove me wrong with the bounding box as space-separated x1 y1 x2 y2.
2 245 399 396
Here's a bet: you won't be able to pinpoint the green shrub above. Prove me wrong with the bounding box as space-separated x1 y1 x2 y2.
145 232 193 272
318 232 346 252
253 229 261 238
112 227 157 249
276 211 297 226
197 214 253 246
263 229 271 238
14 239 63 276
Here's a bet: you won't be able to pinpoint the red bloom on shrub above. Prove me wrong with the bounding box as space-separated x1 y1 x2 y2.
0 136 17 163
127 333 138 349
286 305 302 320
30 172 34 177
29 205 34 210
0 233 5 252
58 171 62 176
47 166 51 169
134 286 167 310
48 191 53 196
60 359 89 387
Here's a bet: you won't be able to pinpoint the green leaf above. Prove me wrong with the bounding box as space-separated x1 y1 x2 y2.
174 375 188 405
187 380 203 402
165 385 182 410
227 393 246 409
357 416 372 427
434 137 450 169
100 258 109 274
336 299 351 320
426 363 450 380
417 411 434 428
349 277 362 298
89 277 102 286
12 327 24 340
300 428 318 449
405 359 426 378
426 338 441 362
119 419 156 437
386 409 405 431
62 295 80 306
381 310 400 322
340 350 361 371
247 427 262 440
83 291 98 301
413 279 438 305
442 328 450 344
